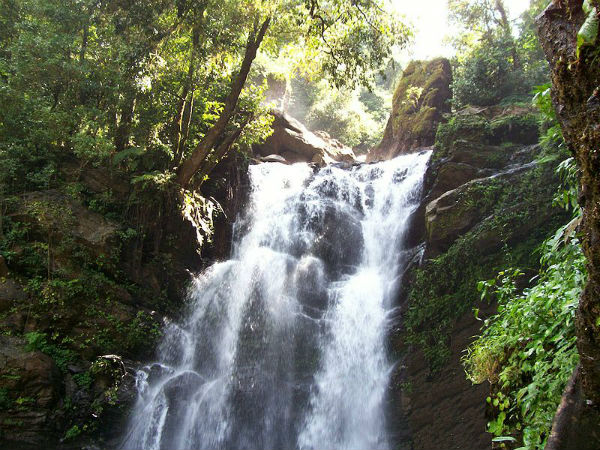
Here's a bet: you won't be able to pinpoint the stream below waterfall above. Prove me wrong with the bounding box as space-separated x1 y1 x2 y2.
120 151 431 450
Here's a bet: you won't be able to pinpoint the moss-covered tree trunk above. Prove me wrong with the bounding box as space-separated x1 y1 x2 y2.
537 0 600 424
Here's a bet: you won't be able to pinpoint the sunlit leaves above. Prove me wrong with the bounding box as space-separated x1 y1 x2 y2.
577 0 599 59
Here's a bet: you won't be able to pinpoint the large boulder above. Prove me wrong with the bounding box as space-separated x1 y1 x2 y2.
0 336 63 447
14 190 119 259
367 58 452 161
424 164 538 257
254 111 356 165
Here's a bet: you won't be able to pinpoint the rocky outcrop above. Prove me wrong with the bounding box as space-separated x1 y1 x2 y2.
16 190 119 258
367 58 452 162
254 111 356 165
390 108 567 450
0 151 247 448
421 110 541 257
536 1 600 447
0 336 63 447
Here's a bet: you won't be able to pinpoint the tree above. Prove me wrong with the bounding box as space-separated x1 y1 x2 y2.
176 0 409 187
447 0 548 107
0 0 409 193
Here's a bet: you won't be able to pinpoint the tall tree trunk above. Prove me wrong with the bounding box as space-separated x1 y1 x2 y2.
494 0 520 68
114 90 136 152
172 59 195 164
173 14 204 165
537 3 600 447
195 114 253 185
176 16 271 188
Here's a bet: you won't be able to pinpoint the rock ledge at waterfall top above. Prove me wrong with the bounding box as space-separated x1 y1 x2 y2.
367 58 452 162
254 110 356 165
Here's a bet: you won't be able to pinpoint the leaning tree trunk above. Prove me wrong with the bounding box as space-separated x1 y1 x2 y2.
176 17 271 188
537 1 600 447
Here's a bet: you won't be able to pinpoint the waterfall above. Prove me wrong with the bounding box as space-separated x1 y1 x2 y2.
121 151 431 450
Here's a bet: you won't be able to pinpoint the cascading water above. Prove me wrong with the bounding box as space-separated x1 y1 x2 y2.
121 151 431 450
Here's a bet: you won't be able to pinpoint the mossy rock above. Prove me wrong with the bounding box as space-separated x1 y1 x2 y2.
434 110 541 163
367 58 452 161
435 115 491 157
489 113 540 145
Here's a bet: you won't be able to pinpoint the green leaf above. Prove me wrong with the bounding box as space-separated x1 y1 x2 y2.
577 6 599 58
113 147 145 166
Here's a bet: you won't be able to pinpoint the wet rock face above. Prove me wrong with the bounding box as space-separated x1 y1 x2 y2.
254 111 356 165
367 58 452 162
293 257 328 317
309 202 364 278
0 336 63 448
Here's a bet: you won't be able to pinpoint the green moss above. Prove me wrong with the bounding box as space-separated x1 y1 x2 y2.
489 113 540 145
434 115 491 157
387 58 452 149
403 159 567 373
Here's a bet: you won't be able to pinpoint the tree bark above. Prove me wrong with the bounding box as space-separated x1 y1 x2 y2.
176 16 271 188
537 0 600 412
545 366 600 450
195 121 249 187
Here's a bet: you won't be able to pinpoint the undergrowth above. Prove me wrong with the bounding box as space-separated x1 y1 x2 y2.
462 86 584 449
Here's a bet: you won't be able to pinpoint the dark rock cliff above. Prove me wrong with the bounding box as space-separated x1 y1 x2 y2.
385 108 567 450
0 156 246 449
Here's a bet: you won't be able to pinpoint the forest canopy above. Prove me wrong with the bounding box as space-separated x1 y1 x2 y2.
0 0 409 192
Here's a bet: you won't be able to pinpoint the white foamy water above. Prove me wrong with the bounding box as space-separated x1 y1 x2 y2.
121 151 431 450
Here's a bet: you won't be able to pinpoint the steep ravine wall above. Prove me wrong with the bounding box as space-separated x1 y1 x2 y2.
375 60 567 449
0 156 248 449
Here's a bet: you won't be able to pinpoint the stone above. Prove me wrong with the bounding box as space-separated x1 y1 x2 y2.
367 58 452 161
254 111 356 165
15 190 119 258
427 162 482 201
308 202 364 278
0 335 63 446
424 163 539 257
260 154 288 164
0 278 27 313
294 256 328 317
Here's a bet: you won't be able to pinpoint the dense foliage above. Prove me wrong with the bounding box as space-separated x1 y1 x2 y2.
448 0 550 107
462 81 584 449
464 225 584 449
0 0 408 196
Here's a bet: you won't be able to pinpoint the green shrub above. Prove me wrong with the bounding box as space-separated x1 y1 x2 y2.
63 424 81 440
463 227 584 449
24 332 76 372
452 37 523 107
